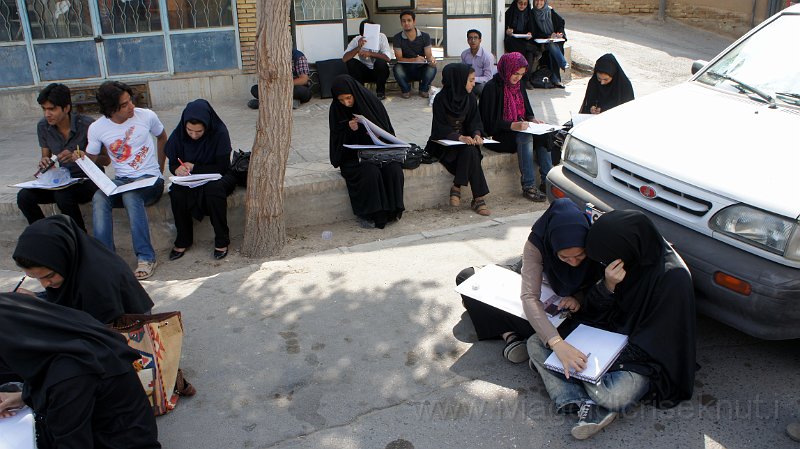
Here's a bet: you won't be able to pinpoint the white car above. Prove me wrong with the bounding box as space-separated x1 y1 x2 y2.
546 5 800 339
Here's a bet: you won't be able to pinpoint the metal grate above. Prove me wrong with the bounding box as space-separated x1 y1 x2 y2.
169 0 232 29
24 0 93 39
294 0 342 22
0 0 23 41
97 0 162 34
610 163 712 217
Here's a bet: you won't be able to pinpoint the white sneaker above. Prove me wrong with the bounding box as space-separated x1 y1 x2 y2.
563 63 570 70
571 402 617 440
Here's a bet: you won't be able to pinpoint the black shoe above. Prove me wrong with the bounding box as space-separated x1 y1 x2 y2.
247 99 259 110
502 336 529 363
571 402 617 440
523 187 547 202
213 248 228 260
169 248 187 261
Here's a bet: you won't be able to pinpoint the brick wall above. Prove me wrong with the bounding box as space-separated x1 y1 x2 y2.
237 0 257 74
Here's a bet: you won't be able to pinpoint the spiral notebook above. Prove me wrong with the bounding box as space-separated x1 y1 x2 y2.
543 324 628 384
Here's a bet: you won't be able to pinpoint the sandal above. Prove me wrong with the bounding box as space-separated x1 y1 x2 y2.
134 260 157 280
503 335 529 364
175 368 197 397
449 185 461 207
471 198 491 216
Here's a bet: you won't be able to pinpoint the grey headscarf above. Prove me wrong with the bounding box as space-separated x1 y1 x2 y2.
533 0 554 36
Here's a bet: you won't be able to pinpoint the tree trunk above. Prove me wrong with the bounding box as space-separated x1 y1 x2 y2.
242 0 292 257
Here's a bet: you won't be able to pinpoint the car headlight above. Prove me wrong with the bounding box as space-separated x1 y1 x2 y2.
564 136 598 177
710 205 800 260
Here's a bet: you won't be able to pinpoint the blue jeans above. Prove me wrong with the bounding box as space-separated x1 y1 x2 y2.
392 63 437 93
92 176 164 263
546 43 567 83
516 133 554 190
527 336 650 413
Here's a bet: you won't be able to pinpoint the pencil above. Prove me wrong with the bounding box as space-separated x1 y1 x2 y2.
12 275 26 292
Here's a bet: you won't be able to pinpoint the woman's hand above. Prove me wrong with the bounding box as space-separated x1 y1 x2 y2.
473 135 483 146
511 121 528 132
176 162 194 176
14 288 36 296
551 340 588 379
559 295 581 312
590 105 602 115
603 258 626 294
506 28 513 36
458 135 476 145
525 32 533 40
348 118 359 131
0 392 24 418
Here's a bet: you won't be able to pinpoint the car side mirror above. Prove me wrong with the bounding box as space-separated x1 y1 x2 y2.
691 60 708 75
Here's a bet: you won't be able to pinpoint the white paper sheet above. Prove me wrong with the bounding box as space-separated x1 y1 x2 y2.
534 38 565 44
454 264 565 328
570 112 594 127
543 324 628 384
512 33 530 39
353 114 410 148
170 173 222 188
12 178 82 190
0 407 35 449
519 123 564 135
433 138 500 146
75 157 158 195
362 23 381 51
343 144 411 149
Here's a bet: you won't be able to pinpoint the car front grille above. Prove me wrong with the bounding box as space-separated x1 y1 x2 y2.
609 164 712 217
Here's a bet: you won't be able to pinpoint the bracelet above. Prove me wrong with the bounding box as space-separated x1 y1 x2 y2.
547 336 563 349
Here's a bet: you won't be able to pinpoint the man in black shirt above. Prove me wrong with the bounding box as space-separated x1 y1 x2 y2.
392 10 437 99
17 84 107 232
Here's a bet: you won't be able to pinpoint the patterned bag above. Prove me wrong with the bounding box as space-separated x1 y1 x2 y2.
112 312 184 416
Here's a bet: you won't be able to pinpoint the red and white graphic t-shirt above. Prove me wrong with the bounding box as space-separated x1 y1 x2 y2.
86 108 164 179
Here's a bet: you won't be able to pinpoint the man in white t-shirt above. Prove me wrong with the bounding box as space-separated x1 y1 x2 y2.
83 81 167 280
343 20 393 100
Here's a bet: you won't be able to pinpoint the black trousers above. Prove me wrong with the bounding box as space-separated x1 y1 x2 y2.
35 370 160 449
345 58 390 95
251 84 312 103
17 181 97 231
427 143 490 198
169 174 236 249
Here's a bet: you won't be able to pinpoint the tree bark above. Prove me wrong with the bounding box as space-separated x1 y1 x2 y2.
242 0 292 257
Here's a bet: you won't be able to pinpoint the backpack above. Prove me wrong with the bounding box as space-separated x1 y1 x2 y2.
529 67 554 89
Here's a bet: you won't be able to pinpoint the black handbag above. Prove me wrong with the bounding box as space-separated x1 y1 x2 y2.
402 143 439 169
229 149 250 186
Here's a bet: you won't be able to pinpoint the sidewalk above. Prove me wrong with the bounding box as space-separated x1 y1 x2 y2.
0 13 733 249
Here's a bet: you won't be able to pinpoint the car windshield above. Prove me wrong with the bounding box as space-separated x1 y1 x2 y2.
696 14 800 105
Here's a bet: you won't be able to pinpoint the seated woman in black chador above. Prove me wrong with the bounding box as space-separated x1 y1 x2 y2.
456 199 601 363
13 214 153 324
329 75 404 229
425 63 491 216
580 53 635 114
527 210 697 440
165 99 237 260
531 0 569 87
0 293 161 448
503 0 541 88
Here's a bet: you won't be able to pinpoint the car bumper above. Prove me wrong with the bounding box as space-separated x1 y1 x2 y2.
547 165 800 340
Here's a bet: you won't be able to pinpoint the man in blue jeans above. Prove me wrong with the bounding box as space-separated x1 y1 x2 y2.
392 10 437 99
83 81 166 280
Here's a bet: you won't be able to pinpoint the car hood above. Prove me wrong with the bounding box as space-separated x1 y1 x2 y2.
571 82 800 219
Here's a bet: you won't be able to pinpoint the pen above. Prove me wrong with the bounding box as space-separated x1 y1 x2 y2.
177 158 191 175
12 275 26 292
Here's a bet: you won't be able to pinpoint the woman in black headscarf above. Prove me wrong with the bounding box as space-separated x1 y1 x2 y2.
504 0 541 88
532 0 568 87
12 214 154 324
580 53 635 114
526 210 696 440
165 99 237 260
0 293 161 448
425 63 490 216
329 75 404 229
456 199 601 363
